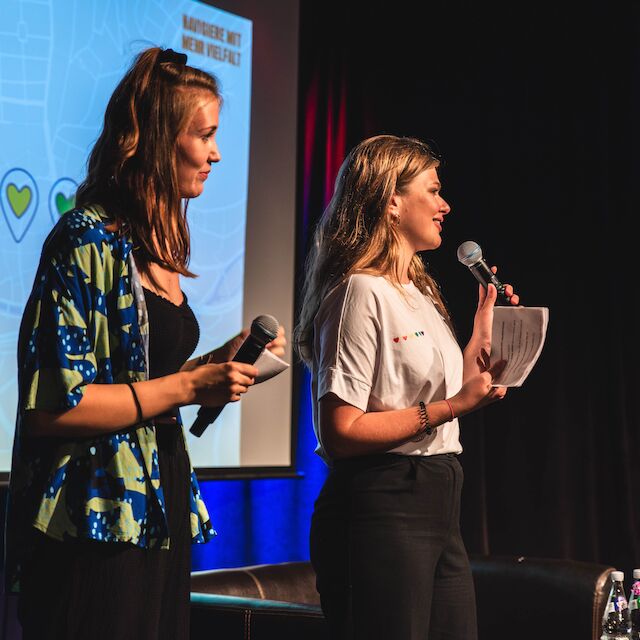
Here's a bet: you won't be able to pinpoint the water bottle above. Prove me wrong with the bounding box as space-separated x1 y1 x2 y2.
601 570 631 639
629 569 640 640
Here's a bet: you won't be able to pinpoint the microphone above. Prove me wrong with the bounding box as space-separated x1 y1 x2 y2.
189 314 279 438
456 240 510 305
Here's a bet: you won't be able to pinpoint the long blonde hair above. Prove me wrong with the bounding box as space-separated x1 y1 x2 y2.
76 47 221 276
294 134 452 363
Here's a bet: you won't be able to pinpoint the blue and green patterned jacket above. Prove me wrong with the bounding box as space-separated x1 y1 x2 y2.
5 206 216 591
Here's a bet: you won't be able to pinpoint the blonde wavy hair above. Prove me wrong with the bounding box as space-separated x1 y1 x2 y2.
294 134 452 363
76 47 221 276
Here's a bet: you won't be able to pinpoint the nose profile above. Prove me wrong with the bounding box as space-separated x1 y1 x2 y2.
209 141 221 164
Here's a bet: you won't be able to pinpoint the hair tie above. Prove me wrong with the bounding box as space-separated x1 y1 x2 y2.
157 48 188 66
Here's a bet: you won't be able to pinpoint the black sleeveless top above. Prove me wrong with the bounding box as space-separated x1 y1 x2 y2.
143 287 200 379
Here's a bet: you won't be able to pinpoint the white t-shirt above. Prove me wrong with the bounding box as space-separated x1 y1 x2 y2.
311 273 464 462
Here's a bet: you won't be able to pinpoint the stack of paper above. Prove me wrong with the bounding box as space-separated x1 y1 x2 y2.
491 306 549 387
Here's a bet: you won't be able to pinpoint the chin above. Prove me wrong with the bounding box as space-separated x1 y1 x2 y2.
180 184 204 199
418 238 441 252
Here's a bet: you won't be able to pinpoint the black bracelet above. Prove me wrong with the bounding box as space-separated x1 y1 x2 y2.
126 382 143 424
412 400 433 441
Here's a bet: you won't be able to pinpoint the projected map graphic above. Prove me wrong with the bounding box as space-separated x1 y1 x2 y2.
0 1 252 471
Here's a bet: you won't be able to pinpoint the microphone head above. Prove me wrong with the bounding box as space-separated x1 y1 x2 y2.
251 314 279 341
457 240 483 267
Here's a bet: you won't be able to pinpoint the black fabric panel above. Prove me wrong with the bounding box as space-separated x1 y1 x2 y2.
297 0 640 573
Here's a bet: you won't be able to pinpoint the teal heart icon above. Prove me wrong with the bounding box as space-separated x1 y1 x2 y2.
48 178 78 224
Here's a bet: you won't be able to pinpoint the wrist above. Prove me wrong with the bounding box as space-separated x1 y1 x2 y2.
443 398 456 421
448 393 468 418
410 401 432 442
464 337 491 357
410 398 457 443
176 370 197 406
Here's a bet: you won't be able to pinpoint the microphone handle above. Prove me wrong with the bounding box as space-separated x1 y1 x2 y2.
190 405 223 438
469 260 510 304
232 336 269 364
189 335 272 438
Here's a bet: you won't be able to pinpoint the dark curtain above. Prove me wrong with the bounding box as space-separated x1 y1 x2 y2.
298 0 640 573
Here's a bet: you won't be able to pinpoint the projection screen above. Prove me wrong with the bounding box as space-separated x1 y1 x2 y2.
0 0 299 480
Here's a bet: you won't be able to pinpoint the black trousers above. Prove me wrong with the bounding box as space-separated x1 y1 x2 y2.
18 425 192 640
310 453 477 640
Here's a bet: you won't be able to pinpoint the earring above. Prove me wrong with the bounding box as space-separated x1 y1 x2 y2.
392 214 400 226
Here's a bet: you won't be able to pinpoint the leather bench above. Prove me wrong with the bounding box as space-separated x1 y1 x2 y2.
190 555 615 639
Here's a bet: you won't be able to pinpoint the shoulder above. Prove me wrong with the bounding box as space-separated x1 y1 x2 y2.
325 273 390 302
56 206 112 246
342 273 407 311
44 206 128 262
321 273 398 311
317 274 386 327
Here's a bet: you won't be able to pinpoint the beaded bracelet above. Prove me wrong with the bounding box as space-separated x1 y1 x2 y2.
412 400 433 441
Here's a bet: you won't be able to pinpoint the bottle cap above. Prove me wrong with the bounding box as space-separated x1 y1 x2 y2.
612 570 624 582
634 569 640 580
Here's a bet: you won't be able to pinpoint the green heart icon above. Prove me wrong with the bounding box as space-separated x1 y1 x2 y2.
7 183 32 218
55 192 75 216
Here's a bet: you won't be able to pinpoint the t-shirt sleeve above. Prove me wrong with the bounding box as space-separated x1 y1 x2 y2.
315 277 380 412
20 232 103 412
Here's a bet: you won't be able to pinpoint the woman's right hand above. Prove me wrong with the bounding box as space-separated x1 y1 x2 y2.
184 362 258 408
450 357 508 416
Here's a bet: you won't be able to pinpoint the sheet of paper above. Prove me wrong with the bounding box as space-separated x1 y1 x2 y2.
490 306 549 387
254 348 290 384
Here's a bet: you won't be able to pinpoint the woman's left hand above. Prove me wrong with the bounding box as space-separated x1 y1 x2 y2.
206 330 250 364
477 266 519 308
463 266 519 381
208 325 286 363
494 265 519 307
265 325 287 358
474 265 520 339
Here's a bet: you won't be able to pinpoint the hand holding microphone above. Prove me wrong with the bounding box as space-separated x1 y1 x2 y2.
456 240 518 306
189 314 280 437
456 240 520 386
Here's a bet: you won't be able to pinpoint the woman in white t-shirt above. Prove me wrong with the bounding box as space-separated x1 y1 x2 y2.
294 135 519 640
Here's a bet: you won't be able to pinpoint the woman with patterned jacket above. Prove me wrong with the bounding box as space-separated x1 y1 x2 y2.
5 46 285 640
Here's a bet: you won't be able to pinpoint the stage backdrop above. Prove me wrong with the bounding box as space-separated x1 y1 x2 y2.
293 0 640 577
2 0 638 582
0 0 299 479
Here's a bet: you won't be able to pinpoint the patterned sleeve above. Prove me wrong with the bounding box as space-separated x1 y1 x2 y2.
19 217 108 411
